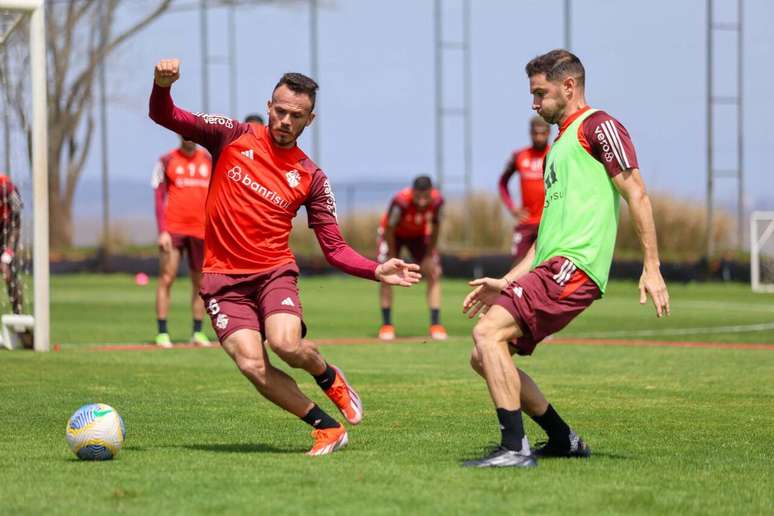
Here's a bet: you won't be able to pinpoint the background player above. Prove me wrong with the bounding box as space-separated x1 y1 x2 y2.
462 49 670 468
151 137 212 347
377 176 446 340
0 173 24 316
150 58 420 455
244 113 264 127
499 116 550 263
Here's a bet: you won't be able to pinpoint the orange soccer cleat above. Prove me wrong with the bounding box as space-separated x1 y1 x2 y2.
307 424 349 456
429 324 448 340
378 324 395 340
324 365 363 425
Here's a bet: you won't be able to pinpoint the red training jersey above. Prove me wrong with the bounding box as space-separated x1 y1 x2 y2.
498 145 549 226
149 83 378 279
0 174 20 222
152 147 211 239
380 187 444 239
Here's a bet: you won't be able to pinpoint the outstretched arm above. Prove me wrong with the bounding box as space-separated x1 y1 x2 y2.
149 58 245 153
612 169 670 318
314 223 420 286
462 243 535 318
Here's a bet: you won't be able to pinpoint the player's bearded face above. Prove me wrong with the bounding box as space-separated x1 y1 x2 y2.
267 85 316 148
529 74 566 125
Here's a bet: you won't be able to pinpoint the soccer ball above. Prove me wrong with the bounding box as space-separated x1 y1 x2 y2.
65 403 125 460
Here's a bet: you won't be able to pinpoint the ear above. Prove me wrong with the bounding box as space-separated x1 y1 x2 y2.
562 76 576 96
266 99 272 112
305 112 316 127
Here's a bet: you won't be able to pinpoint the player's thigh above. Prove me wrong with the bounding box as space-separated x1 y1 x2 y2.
159 246 182 281
473 305 524 345
222 328 267 364
263 312 304 352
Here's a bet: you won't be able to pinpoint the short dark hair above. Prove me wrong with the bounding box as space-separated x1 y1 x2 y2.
530 115 550 130
412 175 433 191
273 73 319 110
525 49 585 88
244 113 264 125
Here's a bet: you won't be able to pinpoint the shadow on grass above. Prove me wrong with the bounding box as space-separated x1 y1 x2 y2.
181 443 306 454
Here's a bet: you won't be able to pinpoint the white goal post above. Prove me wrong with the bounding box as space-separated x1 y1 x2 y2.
750 211 774 294
0 0 49 351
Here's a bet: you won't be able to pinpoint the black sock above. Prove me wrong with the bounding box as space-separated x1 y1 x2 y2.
430 308 440 325
301 404 339 430
496 408 525 451
531 404 571 447
381 307 392 325
157 319 168 334
313 363 337 391
193 319 203 333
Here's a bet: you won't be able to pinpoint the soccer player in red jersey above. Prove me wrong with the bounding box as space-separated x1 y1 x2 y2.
462 50 669 468
150 58 420 455
0 174 24 315
152 138 212 347
376 176 446 340
499 117 550 263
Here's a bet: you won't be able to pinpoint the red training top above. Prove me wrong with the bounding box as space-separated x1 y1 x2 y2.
149 83 378 279
498 145 549 226
0 174 20 222
152 147 212 239
380 187 444 239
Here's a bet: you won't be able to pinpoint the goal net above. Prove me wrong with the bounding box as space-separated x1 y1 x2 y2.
751 211 774 293
0 0 49 351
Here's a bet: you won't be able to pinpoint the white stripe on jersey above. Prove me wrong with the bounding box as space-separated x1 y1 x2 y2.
151 160 165 189
607 120 631 169
600 121 626 171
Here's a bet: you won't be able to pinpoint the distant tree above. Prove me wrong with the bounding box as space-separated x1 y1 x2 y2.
1 0 172 249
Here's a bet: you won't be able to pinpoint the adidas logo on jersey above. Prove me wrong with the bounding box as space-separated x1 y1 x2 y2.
281 297 295 307
241 149 254 160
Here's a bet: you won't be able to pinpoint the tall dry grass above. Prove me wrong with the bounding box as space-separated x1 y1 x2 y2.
289 191 733 262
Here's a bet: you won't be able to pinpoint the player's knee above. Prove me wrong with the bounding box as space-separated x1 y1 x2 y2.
158 272 176 287
472 320 499 354
469 347 484 375
267 335 303 364
234 355 269 387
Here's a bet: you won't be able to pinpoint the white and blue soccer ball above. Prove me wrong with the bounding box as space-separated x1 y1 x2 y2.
65 403 125 460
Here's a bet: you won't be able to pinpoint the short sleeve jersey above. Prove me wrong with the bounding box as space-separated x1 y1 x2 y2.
508 146 549 225
152 148 211 239
380 188 444 239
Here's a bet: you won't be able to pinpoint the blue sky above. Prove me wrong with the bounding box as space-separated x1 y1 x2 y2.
53 0 774 242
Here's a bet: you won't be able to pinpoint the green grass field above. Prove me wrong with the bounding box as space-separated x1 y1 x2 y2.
2 275 773 515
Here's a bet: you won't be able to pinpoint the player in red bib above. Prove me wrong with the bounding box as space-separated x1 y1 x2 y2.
376 176 446 340
498 116 550 263
152 138 212 347
150 59 420 456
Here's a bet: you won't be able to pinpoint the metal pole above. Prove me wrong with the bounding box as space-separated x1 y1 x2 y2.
736 0 744 249
564 0 571 50
99 1 110 266
462 0 472 242
199 0 210 112
433 0 443 190
706 0 714 258
228 2 237 118
29 1 49 352
309 0 320 162
2 49 10 175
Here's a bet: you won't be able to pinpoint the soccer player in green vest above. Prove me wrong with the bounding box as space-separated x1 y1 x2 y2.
461 49 670 468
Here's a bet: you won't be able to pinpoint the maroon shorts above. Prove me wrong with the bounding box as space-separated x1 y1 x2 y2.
377 233 435 264
494 256 600 356
511 223 539 262
198 263 306 342
170 233 205 273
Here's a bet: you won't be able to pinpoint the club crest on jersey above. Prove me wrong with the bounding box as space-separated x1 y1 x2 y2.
285 170 301 188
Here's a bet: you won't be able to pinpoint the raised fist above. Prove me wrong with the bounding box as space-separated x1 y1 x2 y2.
154 58 180 87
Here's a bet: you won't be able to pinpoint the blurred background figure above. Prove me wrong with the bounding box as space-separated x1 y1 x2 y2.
151 137 212 347
244 113 265 127
377 175 446 340
499 116 551 264
0 173 24 315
